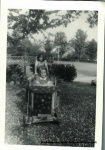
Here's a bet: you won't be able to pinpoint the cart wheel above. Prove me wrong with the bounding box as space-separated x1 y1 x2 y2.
53 116 60 124
55 107 61 122
23 115 32 125
52 110 60 124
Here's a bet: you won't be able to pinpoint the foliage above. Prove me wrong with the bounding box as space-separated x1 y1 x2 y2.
28 41 45 56
7 32 22 55
70 29 87 61
54 32 67 56
61 43 75 59
85 11 98 28
61 53 78 61
91 78 96 86
44 39 54 54
8 10 82 37
80 53 89 60
85 39 97 60
7 32 29 56
54 32 67 46
50 64 77 82
8 10 98 38
7 10 98 58
7 33 44 56
6 64 27 85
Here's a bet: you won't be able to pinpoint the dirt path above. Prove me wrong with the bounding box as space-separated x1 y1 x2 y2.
5 85 24 144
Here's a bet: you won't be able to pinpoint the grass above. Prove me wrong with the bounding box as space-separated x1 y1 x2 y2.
5 81 96 147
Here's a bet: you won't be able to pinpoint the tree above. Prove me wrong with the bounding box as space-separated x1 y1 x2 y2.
44 39 54 55
85 39 97 60
7 30 24 55
29 42 45 56
54 32 67 57
85 11 98 28
8 10 98 38
18 38 34 56
8 10 82 37
62 43 75 59
7 10 98 58
7 31 43 56
70 29 87 61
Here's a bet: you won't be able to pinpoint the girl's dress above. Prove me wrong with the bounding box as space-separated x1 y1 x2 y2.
35 58 48 74
28 74 54 87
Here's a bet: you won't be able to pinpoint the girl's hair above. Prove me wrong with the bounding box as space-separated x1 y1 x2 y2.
37 54 46 62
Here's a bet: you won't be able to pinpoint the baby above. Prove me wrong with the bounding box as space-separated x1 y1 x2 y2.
28 67 54 87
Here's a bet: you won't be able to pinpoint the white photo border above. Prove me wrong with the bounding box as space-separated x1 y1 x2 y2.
0 0 105 150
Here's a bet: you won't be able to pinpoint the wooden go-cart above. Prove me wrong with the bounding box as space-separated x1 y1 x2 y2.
23 79 60 125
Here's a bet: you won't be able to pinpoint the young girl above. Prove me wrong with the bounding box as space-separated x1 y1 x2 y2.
35 54 49 75
28 67 54 87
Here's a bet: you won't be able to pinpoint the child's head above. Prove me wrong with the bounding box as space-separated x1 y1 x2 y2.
37 54 45 62
38 67 47 78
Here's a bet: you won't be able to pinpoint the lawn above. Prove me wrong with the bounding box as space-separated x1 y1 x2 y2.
5 81 96 147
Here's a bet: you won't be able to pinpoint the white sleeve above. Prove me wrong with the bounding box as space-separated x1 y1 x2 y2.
45 60 49 72
35 57 38 65
45 60 47 65
47 81 54 86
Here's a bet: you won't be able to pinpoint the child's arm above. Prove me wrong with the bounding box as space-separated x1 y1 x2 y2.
42 81 54 86
45 60 49 74
47 81 54 86
35 57 38 74
28 74 35 86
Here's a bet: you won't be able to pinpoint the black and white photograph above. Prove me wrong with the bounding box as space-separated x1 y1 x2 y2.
0 0 104 150
5 8 98 146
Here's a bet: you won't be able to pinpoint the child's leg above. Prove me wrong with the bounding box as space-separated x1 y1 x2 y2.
28 74 35 86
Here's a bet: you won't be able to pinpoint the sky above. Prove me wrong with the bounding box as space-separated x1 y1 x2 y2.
31 12 98 42
8 10 98 43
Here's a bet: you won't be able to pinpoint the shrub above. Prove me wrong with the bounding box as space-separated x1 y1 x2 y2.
91 79 96 86
6 64 27 85
49 64 77 82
